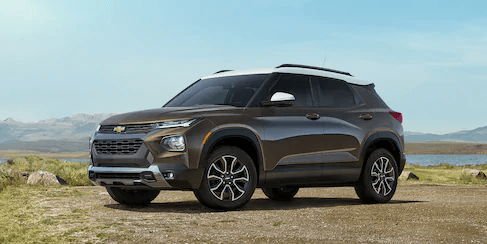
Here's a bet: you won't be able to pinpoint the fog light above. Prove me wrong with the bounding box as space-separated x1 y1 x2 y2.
88 171 96 180
161 135 186 152
163 172 175 180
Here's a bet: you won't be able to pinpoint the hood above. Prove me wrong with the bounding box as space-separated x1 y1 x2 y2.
100 106 242 125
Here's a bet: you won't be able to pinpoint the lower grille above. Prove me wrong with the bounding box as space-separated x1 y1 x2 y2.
95 173 140 180
94 139 143 155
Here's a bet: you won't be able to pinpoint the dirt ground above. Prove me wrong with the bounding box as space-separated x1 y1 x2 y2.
44 183 487 243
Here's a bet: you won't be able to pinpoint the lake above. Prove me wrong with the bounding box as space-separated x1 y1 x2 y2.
406 154 487 166
0 157 90 164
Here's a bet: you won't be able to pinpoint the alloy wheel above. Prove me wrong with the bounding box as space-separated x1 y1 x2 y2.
370 156 395 196
207 155 250 201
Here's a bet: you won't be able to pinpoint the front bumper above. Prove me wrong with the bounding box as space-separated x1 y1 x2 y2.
89 130 204 189
88 164 204 189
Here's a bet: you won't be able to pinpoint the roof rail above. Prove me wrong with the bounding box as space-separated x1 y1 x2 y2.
276 64 352 76
213 70 233 74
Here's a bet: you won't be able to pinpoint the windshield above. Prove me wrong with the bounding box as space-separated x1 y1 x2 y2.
164 74 269 107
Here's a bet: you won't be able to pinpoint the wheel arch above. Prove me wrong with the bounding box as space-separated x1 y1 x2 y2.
360 131 405 177
200 128 264 183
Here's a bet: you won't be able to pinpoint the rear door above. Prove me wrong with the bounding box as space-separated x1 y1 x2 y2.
311 76 373 183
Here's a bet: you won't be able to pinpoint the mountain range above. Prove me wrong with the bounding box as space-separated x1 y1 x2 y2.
404 126 487 143
0 113 115 144
0 113 486 152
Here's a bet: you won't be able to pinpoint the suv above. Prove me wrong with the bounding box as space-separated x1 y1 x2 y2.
88 64 405 210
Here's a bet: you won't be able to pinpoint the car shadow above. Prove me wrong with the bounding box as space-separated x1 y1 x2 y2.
104 197 424 213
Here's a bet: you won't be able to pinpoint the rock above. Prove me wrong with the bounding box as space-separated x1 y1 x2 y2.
27 170 67 185
399 171 419 181
462 169 487 180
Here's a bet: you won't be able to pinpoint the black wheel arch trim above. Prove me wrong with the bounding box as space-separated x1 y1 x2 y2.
360 131 405 175
199 127 265 183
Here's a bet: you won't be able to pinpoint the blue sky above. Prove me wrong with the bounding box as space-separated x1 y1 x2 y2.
1 0 486 134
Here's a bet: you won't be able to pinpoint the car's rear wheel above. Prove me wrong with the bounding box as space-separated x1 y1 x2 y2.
262 187 299 201
106 187 160 206
354 148 398 203
194 146 257 210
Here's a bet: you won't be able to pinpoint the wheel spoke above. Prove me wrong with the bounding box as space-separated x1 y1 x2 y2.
208 175 222 181
380 158 387 173
221 156 232 173
233 181 246 194
211 159 225 174
210 180 223 192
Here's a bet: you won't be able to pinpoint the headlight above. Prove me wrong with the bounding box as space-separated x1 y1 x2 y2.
153 119 196 129
161 135 186 152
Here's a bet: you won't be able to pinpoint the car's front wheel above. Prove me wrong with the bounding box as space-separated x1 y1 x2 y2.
354 148 398 203
194 146 257 210
106 187 160 206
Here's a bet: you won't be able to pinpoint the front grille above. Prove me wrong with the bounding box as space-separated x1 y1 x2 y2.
99 124 154 134
94 139 143 155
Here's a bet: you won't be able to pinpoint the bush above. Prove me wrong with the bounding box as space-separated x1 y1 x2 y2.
0 168 25 192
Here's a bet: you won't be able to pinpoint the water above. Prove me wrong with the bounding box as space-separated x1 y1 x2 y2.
0 157 89 164
406 154 487 166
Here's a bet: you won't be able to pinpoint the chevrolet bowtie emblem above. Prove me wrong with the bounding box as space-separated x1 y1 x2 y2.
113 126 126 133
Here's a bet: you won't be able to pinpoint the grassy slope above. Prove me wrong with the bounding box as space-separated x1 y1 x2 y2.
402 163 487 185
0 155 91 192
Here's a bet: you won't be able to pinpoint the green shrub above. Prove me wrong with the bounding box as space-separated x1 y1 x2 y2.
0 168 25 192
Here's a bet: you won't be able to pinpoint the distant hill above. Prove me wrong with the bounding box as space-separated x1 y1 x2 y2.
405 126 487 143
0 113 115 143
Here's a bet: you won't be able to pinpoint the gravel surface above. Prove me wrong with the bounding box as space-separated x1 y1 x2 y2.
46 183 487 243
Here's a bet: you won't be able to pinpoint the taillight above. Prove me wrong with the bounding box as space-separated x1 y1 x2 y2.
389 110 403 123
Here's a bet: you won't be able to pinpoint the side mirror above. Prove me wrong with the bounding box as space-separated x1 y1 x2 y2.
261 92 295 107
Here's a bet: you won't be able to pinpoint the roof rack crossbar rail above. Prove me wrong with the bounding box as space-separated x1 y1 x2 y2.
213 70 233 74
276 64 352 76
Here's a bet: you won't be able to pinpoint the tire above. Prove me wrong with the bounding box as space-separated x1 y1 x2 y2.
193 146 257 210
354 148 398 203
106 187 160 206
262 187 299 201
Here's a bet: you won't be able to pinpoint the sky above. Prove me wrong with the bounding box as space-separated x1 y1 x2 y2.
1 0 487 134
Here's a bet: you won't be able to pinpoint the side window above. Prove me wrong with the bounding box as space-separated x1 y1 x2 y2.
313 77 356 108
268 74 313 107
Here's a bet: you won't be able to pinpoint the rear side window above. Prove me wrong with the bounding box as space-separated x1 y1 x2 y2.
268 74 313 107
312 76 356 108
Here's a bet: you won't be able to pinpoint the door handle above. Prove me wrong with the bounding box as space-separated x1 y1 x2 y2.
306 113 320 120
359 113 373 120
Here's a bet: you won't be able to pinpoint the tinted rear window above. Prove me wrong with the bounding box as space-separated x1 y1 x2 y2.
312 76 356 108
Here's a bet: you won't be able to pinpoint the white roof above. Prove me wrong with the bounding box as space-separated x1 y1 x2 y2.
201 67 372 86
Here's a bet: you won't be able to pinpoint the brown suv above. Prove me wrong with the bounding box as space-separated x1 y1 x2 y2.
88 64 405 210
